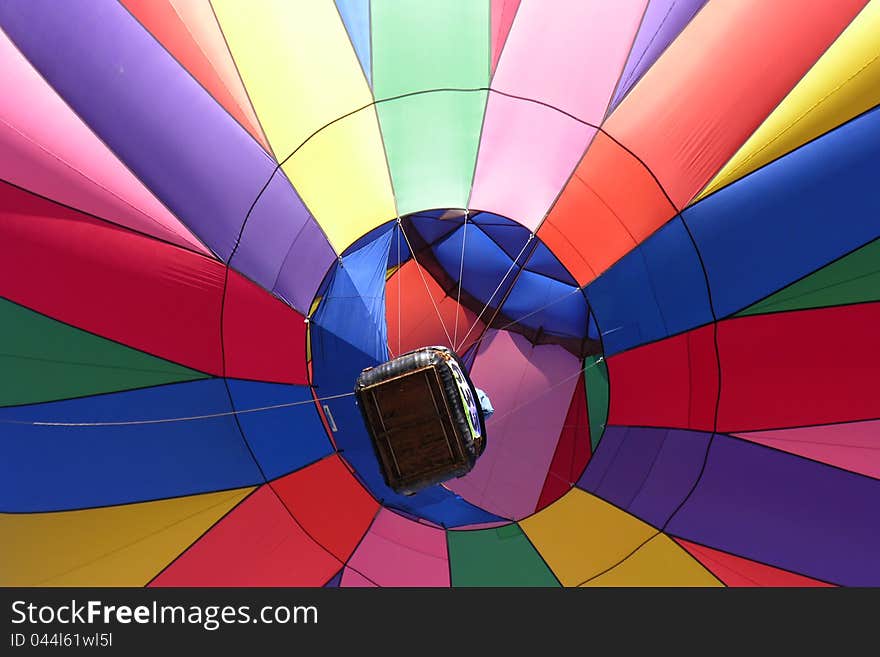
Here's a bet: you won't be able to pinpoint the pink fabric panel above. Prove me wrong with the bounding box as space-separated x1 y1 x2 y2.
446 330 581 519
734 420 880 480
0 30 207 253
471 0 647 227
340 568 378 588
469 98 595 230
345 510 450 587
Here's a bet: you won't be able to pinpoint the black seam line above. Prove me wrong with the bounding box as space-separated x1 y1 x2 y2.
665 533 842 587
735 297 880 321
144 485 259 587
722 430 880 484
0 17 214 258
486 0 523 85
598 0 651 125
581 307 611 463
622 428 670 511
672 534 728 588
689 99 880 207
321 568 343 587
0 352 200 375
264 478 383 588
263 452 345 488
463 0 493 213
368 0 374 91
587 422 880 525
591 425 629 495
730 415 880 433
206 0 278 162
0 480 258 516
20 486 252 587
0 174 211 258
464 218 580 287
577 532 719 587
733 233 880 314
119 0 274 161
444 528 455 587
604 0 711 122
339 506 383 585
575 531 659 587
0 295 216 378
741 273 880 316
0 377 214 412
516 522 564 587
332 0 372 94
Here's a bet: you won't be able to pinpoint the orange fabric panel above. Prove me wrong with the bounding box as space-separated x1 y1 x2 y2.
604 0 868 208
385 259 486 356
120 0 270 151
538 132 676 286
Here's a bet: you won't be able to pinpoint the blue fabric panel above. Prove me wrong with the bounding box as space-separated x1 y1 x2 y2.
585 217 712 355
433 225 516 307
313 230 392 363
502 271 585 337
323 568 343 587
335 0 372 85
226 380 333 481
411 214 462 246
587 310 600 341
0 379 263 512
683 105 880 318
524 240 577 284
310 324 503 527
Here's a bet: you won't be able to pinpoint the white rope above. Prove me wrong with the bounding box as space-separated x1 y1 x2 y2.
0 391 356 428
456 233 534 351
397 217 454 347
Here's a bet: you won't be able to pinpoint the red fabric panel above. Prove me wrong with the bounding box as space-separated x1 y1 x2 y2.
606 325 717 431
385 260 485 356
223 271 307 384
675 539 834 587
536 374 591 511
271 455 378 562
0 180 225 374
539 131 676 286
717 303 880 432
119 0 270 151
150 486 340 586
490 0 521 72
604 0 868 208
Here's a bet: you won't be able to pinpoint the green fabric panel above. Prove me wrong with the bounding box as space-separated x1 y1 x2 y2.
447 524 560 587
736 238 880 317
0 298 208 407
371 0 489 214
585 355 609 452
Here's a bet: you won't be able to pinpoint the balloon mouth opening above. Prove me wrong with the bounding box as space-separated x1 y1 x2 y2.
309 209 604 523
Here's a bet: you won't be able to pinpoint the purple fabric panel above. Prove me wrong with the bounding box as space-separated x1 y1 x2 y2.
230 170 334 313
666 435 880 586
577 426 710 527
0 0 332 310
273 217 337 313
606 0 707 112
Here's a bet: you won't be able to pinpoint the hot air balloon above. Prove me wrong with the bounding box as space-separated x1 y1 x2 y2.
1 0 878 588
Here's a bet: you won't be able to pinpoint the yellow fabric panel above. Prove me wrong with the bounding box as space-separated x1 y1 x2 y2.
519 488 655 586
280 109 396 253
213 0 395 252
581 534 723 587
697 0 880 200
0 487 252 586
